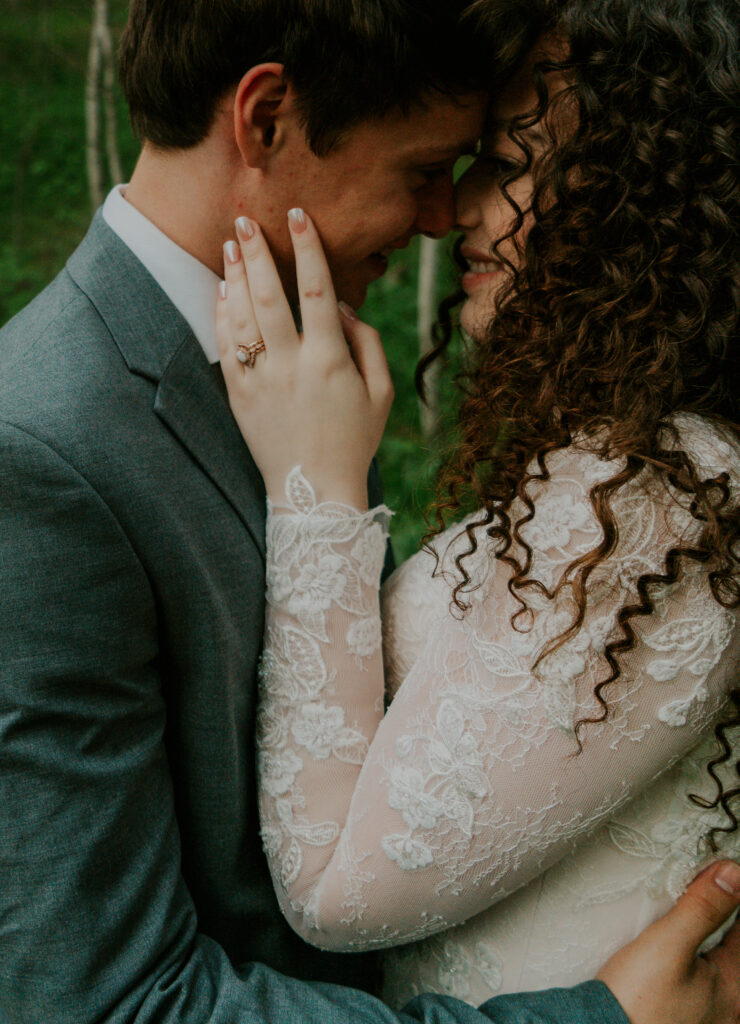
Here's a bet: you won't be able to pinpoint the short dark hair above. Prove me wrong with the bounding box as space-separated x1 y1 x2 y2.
119 0 486 155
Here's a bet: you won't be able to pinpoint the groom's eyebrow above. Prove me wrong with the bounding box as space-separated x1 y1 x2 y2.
412 140 479 160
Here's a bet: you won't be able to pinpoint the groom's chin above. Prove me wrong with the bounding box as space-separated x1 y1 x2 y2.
333 274 372 313
339 287 369 313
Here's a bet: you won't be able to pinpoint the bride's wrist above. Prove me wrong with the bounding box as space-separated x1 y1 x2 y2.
264 470 369 512
267 489 369 511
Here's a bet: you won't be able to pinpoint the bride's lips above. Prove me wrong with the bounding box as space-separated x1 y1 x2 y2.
460 245 504 293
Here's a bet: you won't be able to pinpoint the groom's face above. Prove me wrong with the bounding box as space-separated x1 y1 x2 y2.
253 93 486 309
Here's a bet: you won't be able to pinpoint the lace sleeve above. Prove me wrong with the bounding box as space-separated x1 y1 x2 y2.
257 467 392 924
257 428 739 953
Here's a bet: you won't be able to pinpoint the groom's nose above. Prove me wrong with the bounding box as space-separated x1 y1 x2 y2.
416 174 456 240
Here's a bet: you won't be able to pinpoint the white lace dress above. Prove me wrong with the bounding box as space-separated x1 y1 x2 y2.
256 413 740 1007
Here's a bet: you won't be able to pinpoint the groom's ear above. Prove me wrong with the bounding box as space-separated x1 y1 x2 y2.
234 63 291 169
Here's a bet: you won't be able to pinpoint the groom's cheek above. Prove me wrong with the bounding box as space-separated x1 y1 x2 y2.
270 249 301 304
252 219 298 295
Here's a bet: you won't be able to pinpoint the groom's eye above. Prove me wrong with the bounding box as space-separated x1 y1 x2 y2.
415 163 452 186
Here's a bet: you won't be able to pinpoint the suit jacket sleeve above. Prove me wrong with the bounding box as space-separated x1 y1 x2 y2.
0 421 626 1024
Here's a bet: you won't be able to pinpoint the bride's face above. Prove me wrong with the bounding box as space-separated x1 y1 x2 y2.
455 56 563 341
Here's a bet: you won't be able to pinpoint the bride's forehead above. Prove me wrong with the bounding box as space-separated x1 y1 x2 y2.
489 74 540 125
488 33 569 124
485 78 571 147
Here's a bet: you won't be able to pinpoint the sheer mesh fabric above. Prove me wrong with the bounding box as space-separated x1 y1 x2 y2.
256 416 740 1005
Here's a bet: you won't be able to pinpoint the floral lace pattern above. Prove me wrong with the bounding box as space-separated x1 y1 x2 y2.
258 468 392 913
256 419 740 1001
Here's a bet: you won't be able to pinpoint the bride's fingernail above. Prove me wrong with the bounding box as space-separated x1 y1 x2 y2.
224 240 240 264
288 208 307 233
715 862 740 896
219 280 227 300
338 301 357 321
235 216 255 241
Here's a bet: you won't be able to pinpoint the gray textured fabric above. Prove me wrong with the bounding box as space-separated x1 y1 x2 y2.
0 213 628 1024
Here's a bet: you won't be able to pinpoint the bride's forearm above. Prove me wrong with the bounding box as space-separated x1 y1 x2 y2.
257 468 391 940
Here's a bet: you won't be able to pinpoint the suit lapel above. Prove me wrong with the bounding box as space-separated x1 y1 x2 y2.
67 212 266 561
154 341 266 560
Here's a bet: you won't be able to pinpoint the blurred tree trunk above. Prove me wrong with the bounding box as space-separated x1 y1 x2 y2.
417 237 442 440
86 0 122 210
85 3 103 207
100 0 123 185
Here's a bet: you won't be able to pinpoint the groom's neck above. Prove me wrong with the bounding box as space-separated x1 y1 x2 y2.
125 135 242 276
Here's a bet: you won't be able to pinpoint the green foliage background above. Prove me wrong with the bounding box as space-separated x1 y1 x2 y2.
0 0 466 560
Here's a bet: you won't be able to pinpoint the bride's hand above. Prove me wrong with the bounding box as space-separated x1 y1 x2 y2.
216 210 394 509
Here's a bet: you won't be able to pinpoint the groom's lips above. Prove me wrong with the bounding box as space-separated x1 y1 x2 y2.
366 239 411 281
366 248 392 279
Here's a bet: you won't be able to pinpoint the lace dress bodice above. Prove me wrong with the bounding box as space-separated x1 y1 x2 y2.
256 414 740 1006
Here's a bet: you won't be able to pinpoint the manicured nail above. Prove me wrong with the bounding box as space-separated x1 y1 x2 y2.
219 280 227 300
235 217 255 241
224 240 240 264
338 300 357 321
288 208 307 233
715 862 740 896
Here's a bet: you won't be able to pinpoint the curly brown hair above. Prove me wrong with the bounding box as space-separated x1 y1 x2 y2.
422 0 740 847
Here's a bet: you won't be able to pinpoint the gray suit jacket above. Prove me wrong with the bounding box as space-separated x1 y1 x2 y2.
0 214 627 1024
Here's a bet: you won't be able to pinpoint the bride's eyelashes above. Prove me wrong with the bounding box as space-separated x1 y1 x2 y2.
490 156 526 176
469 137 530 177
475 151 527 179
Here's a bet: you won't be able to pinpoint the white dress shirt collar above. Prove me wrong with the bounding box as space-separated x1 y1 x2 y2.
102 185 221 364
